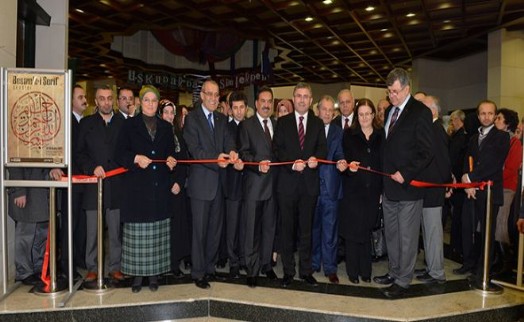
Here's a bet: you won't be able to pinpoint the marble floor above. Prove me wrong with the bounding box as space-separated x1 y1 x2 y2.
0 250 523 322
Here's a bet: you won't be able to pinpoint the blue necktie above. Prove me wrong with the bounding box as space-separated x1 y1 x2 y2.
207 113 214 132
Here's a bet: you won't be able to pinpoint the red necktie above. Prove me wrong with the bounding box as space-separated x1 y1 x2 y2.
344 117 349 130
298 116 305 150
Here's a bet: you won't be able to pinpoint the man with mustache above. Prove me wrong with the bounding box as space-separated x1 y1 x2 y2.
75 85 125 283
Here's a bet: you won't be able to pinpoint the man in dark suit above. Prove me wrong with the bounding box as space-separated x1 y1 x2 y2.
183 79 241 289
115 87 136 120
238 86 278 287
312 95 346 284
224 91 247 279
373 68 433 298
333 89 355 130
274 82 327 287
448 109 468 257
415 95 451 284
455 100 509 279
75 85 125 282
58 84 88 278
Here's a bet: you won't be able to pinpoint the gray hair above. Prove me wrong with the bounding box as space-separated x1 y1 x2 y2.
386 68 411 88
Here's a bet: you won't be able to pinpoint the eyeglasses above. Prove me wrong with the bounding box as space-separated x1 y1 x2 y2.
358 112 374 118
386 86 406 96
202 91 220 98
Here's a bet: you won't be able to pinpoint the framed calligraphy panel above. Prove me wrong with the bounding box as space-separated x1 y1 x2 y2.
2 68 71 167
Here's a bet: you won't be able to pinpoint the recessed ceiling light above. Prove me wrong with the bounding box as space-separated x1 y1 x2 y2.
305 17 313 22
322 0 333 4
332 74 339 78
406 13 415 18
365 6 375 12
443 20 451 23
332 40 340 45
75 8 85 13
381 28 388 32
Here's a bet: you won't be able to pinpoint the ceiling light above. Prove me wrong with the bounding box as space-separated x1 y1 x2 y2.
443 20 451 23
381 28 388 32
100 63 107 67
331 40 340 45
406 13 415 18
305 17 313 22
322 0 333 4
332 74 339 78
365 6 375 12
75 8 85 13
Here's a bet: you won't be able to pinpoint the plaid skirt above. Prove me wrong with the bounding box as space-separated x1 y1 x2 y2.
121 218 171 276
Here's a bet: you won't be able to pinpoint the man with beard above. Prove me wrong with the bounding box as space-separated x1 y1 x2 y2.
455 100 509 279
75 85 125 282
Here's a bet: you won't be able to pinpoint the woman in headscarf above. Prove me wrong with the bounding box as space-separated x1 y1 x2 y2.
116 85 177 293
158 99 190 277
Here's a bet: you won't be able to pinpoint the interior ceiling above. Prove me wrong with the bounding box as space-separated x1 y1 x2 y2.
68 0 524 88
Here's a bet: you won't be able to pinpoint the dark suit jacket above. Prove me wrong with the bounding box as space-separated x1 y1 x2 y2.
238 116 276 201
463 127 509 205
382 96 434 201
225 120 243 201
319 123 344 201
449 127 467 180
183 103 235 201
75 112 124 210
115 114 175 223
274 111 327 197
422 121 451 207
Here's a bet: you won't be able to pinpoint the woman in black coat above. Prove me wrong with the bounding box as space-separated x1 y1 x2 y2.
339 98 383 284
116 85 177 293
158 100 191 277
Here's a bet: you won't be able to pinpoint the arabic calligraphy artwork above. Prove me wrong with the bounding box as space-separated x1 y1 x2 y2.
5 70 67 166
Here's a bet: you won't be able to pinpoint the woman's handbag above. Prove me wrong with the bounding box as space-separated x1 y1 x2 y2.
371 204 387 259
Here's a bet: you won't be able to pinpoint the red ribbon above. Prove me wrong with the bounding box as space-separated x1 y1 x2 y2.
40 229 50 288
60 158 490 190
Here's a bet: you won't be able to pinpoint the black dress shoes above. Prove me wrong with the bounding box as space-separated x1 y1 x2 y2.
453 266 474 275
264 269 278 280
20 274 40 286
382 284 408 298
281 274 294 287
361 277 371 283
246 276 257 288
149 276 159 291
300 274 318 286
373 274 395 285
348 276 359 284
132 276 143 293
416 272 446 284
194 278 210 289
229 267 241 279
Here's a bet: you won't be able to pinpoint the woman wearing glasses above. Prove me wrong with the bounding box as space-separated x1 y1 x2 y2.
339 98 383 284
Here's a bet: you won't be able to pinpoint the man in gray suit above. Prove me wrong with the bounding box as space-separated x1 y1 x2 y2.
184 79 241 289
238 86 277 288
373 68 433 298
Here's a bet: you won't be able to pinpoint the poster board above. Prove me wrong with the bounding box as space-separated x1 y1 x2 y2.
2 68 70 167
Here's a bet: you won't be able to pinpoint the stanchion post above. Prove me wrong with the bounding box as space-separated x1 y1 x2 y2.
96 178 104 289
34 187 67 296
473 182 503 295
83 177 111 293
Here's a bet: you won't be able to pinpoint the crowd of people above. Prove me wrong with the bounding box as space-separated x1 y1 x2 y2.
8 67 524 298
